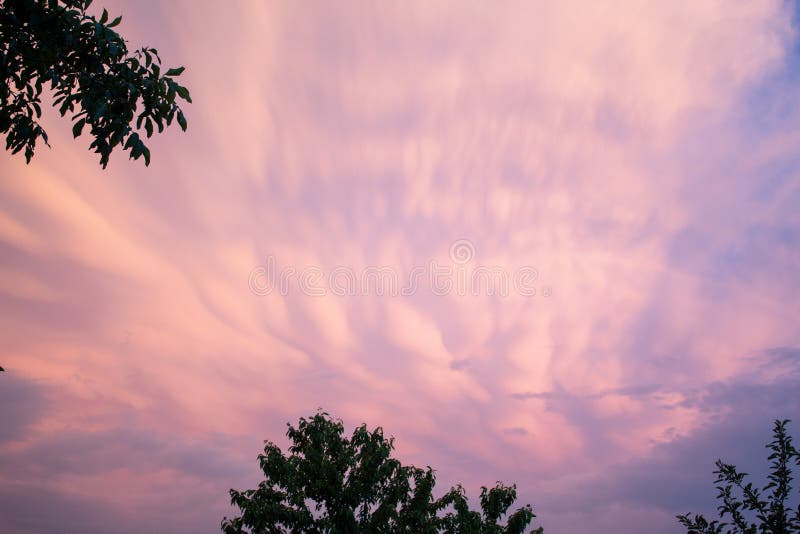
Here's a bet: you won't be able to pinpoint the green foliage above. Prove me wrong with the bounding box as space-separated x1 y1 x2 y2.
0 0 191 167
677 419 800 533
222 411 543 534
437 483 540 534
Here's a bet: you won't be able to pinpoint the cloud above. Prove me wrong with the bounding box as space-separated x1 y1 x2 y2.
1 1 800 533
531 347 800 533
0 375 49 443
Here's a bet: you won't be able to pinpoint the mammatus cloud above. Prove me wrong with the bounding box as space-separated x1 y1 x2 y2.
1 1 799 533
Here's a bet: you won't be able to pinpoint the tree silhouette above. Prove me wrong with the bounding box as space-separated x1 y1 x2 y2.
0 0 191 167
677 419 800 533
222 411 542 533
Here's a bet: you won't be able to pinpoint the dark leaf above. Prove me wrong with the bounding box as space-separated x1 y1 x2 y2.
176 86 192 103
72 118 86 138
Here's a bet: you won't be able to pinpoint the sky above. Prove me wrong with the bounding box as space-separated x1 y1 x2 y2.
1 1 800 532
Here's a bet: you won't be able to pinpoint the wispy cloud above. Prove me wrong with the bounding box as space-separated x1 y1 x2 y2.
1 1 799 532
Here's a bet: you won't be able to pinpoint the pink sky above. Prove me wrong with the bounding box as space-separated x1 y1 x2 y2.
1 1 800 532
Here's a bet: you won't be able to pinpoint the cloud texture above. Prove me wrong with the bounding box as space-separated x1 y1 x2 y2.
1 1 800 532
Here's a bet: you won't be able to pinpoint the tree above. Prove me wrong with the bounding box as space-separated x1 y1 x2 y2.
222 411 543 534
0 0 191 167
677 419 800 533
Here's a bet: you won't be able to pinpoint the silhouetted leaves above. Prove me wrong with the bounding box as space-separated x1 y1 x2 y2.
0 0 191 167
222 410 542 533
677 419 800 533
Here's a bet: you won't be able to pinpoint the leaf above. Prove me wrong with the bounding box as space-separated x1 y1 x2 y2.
100 8 108 24
165 67 185 77
72 119 86 138
145 118 153 138
176 86 192 103
124 132 140 149
177 110 187 132
108 16 122 28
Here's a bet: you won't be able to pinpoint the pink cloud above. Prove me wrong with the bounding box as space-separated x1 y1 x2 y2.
1 1 800 532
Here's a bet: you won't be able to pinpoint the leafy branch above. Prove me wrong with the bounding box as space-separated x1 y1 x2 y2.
0 0 191 167
677 419 800 534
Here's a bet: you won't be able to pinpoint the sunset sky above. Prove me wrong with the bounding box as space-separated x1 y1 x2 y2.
2 1 800 532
